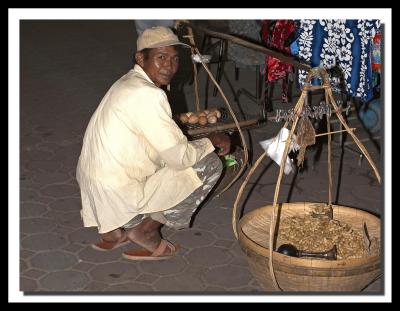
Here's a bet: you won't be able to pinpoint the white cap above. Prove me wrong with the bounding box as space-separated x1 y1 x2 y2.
137 26 190 51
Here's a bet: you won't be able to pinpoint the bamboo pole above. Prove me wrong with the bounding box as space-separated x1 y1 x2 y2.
268 90 308 291
325 89 333 208
315 128 356 137
189 45 250 197
183 29 201 112
327 88 381 184
178 20 311 72
187 119 258 136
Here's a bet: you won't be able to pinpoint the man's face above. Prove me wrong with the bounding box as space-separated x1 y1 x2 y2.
136 46 179 87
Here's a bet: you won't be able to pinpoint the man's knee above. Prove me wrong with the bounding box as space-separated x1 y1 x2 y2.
193 151 223 185
208 152 223 176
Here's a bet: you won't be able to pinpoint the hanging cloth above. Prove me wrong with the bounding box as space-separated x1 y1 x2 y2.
297 19 380 102
261 20 297 103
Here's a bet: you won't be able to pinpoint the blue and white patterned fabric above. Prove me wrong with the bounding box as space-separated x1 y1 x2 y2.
297 20 380 102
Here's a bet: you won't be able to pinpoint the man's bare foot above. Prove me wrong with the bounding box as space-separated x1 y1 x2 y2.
100 227 125 243
125 217 163 252
92 227 129 251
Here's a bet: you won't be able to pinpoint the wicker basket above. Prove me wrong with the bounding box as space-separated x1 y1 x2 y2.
238 202 381 292
232 67 382 292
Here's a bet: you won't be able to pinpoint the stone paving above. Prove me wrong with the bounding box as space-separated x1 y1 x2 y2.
16 20 386 299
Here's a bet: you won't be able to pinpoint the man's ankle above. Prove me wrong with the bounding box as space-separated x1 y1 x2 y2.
100 227 123 241
139 218 163 232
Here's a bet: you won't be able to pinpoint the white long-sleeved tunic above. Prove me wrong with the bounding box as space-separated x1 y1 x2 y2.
76 65 214 233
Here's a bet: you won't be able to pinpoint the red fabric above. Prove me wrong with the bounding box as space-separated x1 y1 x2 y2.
261 20 296 103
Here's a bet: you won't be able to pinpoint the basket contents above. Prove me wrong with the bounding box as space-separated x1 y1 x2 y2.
177 108 223 126
277 212 380 260
309 203 333 220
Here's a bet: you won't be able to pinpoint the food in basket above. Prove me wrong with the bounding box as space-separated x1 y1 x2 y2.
179 114 189 124
207 115 217 124
198 116 208 125
277 214 380 260
188 114 199 124
177 108 222 125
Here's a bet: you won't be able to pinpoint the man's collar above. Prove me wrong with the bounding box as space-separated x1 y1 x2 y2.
133 64 155 86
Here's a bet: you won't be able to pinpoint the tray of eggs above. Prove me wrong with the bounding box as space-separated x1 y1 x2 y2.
176 108 228 129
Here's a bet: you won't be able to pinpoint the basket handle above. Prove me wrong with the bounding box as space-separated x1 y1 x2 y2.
231 95 305 292
184 25 201 112
232 151 268 239
272 68 330 212
303 66 330 87
231 89 308 240
232 69 323 291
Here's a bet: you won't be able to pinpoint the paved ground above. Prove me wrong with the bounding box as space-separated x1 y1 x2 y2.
15 20 386 300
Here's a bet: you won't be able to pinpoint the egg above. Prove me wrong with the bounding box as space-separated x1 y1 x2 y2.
207 110 217 118
188 115 199 124
198 116 208 125
207 115 217 124
179 114 189 124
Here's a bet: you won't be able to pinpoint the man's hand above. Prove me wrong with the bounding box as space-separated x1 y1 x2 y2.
207 132 231 156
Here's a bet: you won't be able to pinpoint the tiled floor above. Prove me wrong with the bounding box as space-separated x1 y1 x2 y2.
14 20 386 301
